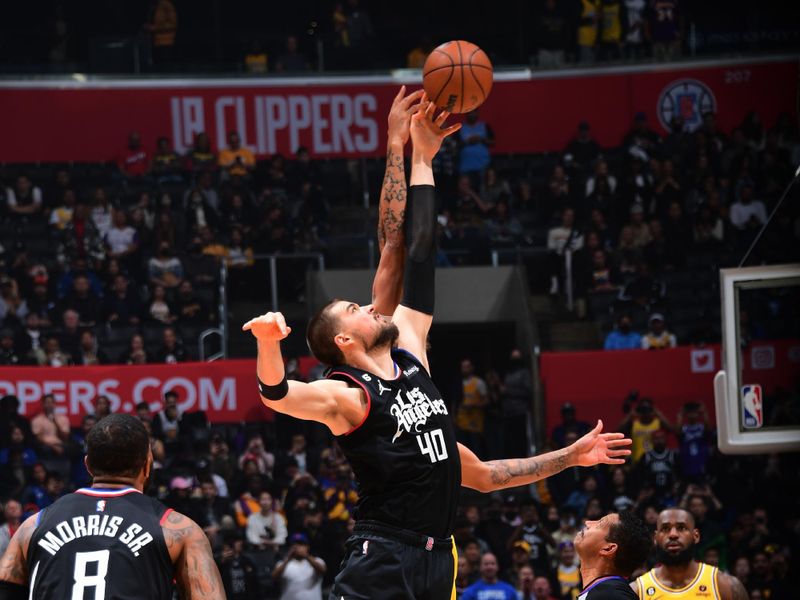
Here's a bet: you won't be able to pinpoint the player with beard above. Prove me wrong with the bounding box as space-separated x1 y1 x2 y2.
573 511 652 599
0 414 224 600
632 508 747 600
243 96 632 600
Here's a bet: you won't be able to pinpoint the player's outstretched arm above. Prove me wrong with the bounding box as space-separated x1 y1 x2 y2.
163 510 225 600
242 311 366 435
0 514 36 593
459 420 632 492
392 100 460 368
372 86 423 316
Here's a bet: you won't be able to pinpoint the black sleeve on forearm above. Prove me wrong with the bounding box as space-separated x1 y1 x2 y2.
400 184 437 315
0 581 27 600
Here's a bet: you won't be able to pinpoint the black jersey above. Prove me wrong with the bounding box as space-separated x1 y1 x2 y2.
327 348 461 538
578 575 637 599
27 487 174 600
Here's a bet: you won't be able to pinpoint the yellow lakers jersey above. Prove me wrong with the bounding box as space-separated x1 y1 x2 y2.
636 563 720 599
631 417 661 461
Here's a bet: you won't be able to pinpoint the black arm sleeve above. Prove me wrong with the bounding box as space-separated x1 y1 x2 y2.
400 184 437 315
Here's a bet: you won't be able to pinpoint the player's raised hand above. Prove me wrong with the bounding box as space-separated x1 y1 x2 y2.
388 85 425 146
242 311 292 341
410 96 462 162
569 420 632 467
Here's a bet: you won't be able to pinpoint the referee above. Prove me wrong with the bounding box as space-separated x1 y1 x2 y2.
574 511 652 599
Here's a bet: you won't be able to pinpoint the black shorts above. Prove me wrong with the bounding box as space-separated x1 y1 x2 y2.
329 520 457 600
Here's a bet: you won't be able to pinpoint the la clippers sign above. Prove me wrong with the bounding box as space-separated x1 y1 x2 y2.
0 57 794 162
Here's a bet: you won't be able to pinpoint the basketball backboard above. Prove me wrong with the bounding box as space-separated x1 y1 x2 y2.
714 264 800 454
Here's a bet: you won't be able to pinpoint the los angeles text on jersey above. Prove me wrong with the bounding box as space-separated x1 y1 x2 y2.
390 386 448 443
37 514 154 557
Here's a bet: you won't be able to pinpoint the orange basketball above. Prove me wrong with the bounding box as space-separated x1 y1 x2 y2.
422 40 493 114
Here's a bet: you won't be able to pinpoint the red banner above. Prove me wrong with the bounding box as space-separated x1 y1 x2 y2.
0 360 274 426
0 57 794 162
539 341 800 436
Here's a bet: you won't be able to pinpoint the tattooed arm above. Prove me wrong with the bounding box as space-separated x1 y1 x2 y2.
372 86 423 316
163 510 225 600
459 420 632 492
0 514 36 586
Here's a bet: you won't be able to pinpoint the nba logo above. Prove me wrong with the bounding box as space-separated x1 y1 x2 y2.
741 384 763 429
96 500 106 512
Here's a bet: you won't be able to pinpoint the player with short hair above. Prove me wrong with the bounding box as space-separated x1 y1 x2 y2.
632 508 748 600
0 414 223 600
573 511 653 599
243 95 632 600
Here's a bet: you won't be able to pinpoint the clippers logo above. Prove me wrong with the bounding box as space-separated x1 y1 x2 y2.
741 384 763 429
376 380 392 395
96 500 106 512
389 387 448 443
657 79 717 132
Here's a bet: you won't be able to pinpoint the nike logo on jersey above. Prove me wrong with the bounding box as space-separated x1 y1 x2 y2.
376 380 392 395
389 387 448 443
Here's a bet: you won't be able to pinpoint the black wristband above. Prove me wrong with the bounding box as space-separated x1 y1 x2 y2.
257 375 289 401
0 581 27 600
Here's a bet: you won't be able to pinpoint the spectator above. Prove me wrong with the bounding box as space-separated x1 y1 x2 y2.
225 227 255 300
74 329 108 365
0 276 27 328
153 326 187 363
619 395 673 462
218 131 256 180
183 235 219 288
729 179 767 231
243 40 268 73
185 132 217 174
621 260 664 308
102 274 141 327
104 209 139 267
504 540 534 589
551 403 592 450
184 187 219 233
577 0 601 62
515 565 536 600
535 0 570 67
148 242 184 289
323 466 358 523
239 435 276 477
634 429 678 502
599 0 627 60
565 122 601 172
641 313 677 349
145 0 177 66
455 358 490 458
0 499 23 557
197 478 233 547
458 110 494 183
219 531 261 600
604 313 642 350
122 333 148 365
147 285 176 324
272 532 326 600
627 205 652 247
41 336 71 367
275 35 309 72
555 541 581 600
510 500 555 577
90 187 113 237
646 0 682 61
453 175 494 223
153 390 181 441
150 136 183 183
532 576 558 600
246 490 287 550
48 189 76 231
500 349 532 458
60 274 101 327
5 175 43 220
677 402 711 479
173 280 209 326
0 329 23 365
547 207 584 294
31 394 70 456
93 395 112 420
623 0 648 58
54 308 81 359
406 35 432 68
462 553 517 600
116 131 149 181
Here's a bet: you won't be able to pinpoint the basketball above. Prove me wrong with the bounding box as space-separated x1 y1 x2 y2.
422 40 493 114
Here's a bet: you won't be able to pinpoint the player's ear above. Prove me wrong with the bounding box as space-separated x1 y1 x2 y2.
692 528 701 544
84 455 94 477
334 333 352 350
600 542 618 558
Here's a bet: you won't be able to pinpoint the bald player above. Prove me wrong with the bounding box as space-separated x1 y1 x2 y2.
632 508 747 600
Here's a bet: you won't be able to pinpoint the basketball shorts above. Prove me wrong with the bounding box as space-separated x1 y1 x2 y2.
329 520 457 600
